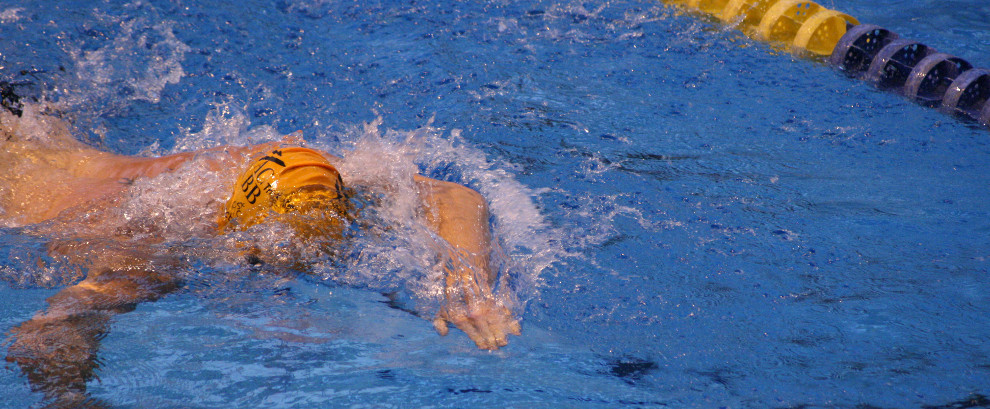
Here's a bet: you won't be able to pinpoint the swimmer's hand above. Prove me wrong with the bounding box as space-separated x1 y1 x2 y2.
6 312 110 402
433 294 521 350
6 267 178 403
414 175 520 349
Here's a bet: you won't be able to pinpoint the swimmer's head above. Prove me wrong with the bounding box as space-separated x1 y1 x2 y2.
218 147 348 234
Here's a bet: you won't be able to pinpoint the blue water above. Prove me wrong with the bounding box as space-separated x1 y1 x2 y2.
2 0 989 408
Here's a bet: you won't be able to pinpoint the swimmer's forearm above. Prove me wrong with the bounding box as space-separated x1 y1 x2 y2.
5 277 145 401
414 176 520 349
7 268 179 399
79 142 284 182
415 177 497 291
37 269 178 318
415 177 493 258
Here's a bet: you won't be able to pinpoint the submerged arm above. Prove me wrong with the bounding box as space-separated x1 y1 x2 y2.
6 266 178 404
414 175 520 350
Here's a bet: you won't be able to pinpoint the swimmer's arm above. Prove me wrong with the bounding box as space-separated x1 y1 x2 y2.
40 268 179 316
84 144 264 180
6 269 179 401
70 132 308 182
74 140 296 182
414 175 520 350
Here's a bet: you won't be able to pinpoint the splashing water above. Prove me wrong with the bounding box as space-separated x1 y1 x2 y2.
52 1 190 134
0 7 25 24
277 0 337 19
169 102 283 153
323 118 561 310
2 0 990 407
1 101 562 322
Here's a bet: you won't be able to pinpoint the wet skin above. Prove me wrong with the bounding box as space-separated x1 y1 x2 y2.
2 109 520 406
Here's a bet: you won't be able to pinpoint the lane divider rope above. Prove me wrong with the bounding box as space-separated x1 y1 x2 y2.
662 0 990 128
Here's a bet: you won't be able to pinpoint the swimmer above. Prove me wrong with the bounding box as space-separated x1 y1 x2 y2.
1 98 520 404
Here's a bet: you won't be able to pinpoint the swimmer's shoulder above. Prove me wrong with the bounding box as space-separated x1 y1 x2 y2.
85 138 345 180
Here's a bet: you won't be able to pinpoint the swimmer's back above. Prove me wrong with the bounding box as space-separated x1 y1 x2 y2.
1 111 124 225
1 108 314 226
3 118 232 226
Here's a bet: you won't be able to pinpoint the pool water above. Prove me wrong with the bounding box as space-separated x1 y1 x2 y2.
2 0 989 407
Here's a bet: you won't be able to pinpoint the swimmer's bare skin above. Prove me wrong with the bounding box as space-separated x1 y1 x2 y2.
2 111 519 403
416 176 522 349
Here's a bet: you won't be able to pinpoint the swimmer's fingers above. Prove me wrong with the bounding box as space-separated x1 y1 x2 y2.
432 317 449 336
434 309 480 347
438 302 520 350
474 305 512 349
486 305 522 345
503 309 522 336
459 316 493 349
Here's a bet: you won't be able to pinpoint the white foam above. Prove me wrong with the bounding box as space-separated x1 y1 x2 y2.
315 119 562 310
142 112 560 315
0 7 24 23
3 103 562 317
170 103 282 153
58 6 190 115
282 0 336 18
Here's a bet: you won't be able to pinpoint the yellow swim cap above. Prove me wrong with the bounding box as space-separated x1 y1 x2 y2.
218 147 347 233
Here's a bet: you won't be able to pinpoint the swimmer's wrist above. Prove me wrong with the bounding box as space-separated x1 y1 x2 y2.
29 309 113 332
44 285 137 315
